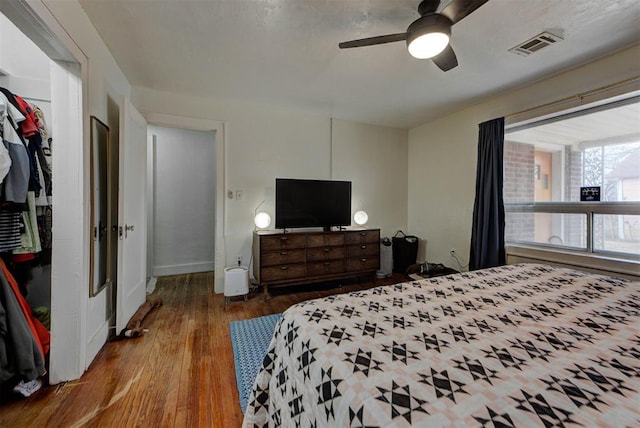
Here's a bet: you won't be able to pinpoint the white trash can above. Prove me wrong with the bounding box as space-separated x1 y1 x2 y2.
224 266 249 303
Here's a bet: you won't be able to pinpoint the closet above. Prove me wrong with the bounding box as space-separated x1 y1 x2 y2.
0 12 53 400
1 1 149 390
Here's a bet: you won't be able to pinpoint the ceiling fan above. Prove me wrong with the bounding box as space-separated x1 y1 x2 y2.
339 0 488 71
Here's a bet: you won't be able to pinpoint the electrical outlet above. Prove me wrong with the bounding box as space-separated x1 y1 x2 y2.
227 190 234 199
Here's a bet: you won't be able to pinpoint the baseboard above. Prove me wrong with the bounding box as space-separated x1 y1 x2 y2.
153 261 215 277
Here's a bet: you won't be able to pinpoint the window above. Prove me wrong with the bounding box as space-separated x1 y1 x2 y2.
504 95 640 258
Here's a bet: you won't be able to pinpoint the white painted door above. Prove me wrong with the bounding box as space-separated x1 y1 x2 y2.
116 97 148 333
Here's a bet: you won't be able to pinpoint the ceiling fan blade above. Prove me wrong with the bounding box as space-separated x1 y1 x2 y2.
339 33 407 49
440 0 488 24
432 44 458 71
418 0 441 16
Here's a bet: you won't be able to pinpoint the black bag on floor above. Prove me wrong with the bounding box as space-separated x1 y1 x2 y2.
392 230 419 273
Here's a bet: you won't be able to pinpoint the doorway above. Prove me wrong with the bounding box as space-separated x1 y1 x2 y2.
147 125 216 278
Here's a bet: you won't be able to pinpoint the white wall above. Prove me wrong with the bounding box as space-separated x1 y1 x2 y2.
133 88 410 291
0 13 52 124
149 125 216 276
134 88 331 292
331 119 408 239
408 44 640 269
0 12 50 81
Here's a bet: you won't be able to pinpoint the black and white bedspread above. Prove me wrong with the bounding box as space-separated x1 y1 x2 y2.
243 264 640 427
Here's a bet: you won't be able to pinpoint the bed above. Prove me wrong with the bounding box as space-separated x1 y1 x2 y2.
243 264 639 427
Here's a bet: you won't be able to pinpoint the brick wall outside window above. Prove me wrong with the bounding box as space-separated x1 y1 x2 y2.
565 147 585 247
504 141 534 242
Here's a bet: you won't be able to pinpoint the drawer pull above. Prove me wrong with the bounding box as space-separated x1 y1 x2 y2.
280 236 288 241
324 262 330 266
280 251 288 255
361 245 367 249
360 232 367 236
361 258 367 262
280 266 288 270
324 248 330 252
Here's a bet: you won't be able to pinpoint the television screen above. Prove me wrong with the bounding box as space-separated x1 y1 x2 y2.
275 178 352 229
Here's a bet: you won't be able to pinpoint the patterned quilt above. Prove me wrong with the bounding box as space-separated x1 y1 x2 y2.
242 264 640 427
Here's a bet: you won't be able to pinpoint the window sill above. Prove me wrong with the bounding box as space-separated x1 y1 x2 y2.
506 244 640 280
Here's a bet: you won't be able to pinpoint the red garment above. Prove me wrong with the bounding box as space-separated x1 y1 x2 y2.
0 259 49 358
14 95 40 137
12 253 36 263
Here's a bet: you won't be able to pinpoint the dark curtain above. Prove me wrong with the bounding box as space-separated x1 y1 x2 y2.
469 117 505 270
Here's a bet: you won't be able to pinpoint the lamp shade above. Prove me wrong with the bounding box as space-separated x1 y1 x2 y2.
254 212 271 229
406 14 452 59
353 210 368 226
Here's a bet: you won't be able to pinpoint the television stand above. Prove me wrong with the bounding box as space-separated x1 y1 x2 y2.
252 228 380 300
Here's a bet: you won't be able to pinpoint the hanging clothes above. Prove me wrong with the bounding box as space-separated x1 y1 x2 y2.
0 86 52 396
0 259 47 384
13 192 42 255
0 91 30 206
0 87 52 261
0 211 22 253
0 99 10 183
12 95 40 138
32 104 52 183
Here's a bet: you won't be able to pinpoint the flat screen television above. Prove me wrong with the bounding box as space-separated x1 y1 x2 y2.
275 178 351 230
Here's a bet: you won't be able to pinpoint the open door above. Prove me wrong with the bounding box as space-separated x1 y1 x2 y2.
116 97 148 334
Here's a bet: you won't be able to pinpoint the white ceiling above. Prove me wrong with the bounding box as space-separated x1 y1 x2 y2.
77 0 640 129
507 99 640 149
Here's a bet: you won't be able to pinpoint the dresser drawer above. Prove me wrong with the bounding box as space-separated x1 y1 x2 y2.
345 230 380 245
261 264 306 282
261 249 306 267
345 257 379 272
261 234 306 251
254 229 380 298
307 233 345 248
307 260 344 277
307 246 345 262
346 243 380 258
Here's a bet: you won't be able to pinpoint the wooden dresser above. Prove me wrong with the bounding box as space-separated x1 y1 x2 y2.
253 229 380 299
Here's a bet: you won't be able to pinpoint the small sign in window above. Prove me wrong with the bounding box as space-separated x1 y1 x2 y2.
580 186 601 201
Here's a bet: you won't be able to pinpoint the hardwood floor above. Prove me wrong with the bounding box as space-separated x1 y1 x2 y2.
0 271 405 427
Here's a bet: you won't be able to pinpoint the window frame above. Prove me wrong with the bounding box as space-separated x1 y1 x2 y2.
504 201 640 259
504 91 640 269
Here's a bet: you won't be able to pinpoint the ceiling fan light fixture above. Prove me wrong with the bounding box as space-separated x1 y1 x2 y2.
408 32 449 59
406 14 452 59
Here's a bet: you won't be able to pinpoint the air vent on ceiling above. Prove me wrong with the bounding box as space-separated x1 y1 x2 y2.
509 31 563 56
